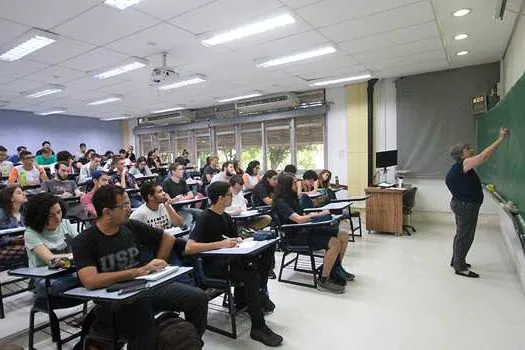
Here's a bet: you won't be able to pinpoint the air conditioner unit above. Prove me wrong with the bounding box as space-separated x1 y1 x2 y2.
236 93 300 114
141 110 195 125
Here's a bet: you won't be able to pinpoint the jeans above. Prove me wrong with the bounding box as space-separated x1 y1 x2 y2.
92 281 208 350
451 198 481 271
34 274 82 309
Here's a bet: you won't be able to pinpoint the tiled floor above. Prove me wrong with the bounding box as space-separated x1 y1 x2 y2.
3 219 525 350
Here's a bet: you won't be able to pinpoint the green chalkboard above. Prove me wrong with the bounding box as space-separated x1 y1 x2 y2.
477 72 525 223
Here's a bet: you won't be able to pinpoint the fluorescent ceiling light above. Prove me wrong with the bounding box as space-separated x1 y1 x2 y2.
151 106 185 114
257 46 337 68
158 76 206 91
37 109 66 116
25 84 64 98
0 29 58 61
218 93 263 103
88 95 123 106
94 58 148 79
309 74 372 87
454 33 469 40
453 9 471 17
104 0 142 10
456 50 469 56
201 13 296 46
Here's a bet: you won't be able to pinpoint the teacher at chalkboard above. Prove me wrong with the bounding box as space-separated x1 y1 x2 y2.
445 127 509 278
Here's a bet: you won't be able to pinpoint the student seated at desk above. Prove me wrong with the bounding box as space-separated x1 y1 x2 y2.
131 181 184 229
78 152 103 184
56 151 78 174
186 181 282 347
80 171 110 218
129 156 153 177
201 155 219 188
35 147 57 166
7 146 27 164
210 161 235 184
72 185 207 349
112 157 142 208
42 162 84 198
274 174 353 294
252 170 278 207
225 175 271 231
317 169 332 189
242 160 261 191
77 148 95 166
298 170 330 208
0 185 27 266
24 193 79 304
35 141 54 156
0 145 14 179
282 164 297 177
8 150 48 186
163 163 203 228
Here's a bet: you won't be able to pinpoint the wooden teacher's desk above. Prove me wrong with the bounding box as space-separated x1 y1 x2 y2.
365 185 411 235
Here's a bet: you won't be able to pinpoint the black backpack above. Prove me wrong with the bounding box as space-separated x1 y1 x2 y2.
156 313 203 350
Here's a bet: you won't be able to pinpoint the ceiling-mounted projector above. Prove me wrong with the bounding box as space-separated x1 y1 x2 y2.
150 51 179 85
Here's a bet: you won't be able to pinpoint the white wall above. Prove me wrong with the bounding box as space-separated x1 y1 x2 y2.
503 13 525 94
326 87 348 186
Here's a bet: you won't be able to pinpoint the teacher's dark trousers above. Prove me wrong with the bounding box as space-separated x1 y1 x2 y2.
451 198 482 271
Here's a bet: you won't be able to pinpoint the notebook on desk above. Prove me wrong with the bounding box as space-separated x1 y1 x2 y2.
377 182 394 188
136 265 180 281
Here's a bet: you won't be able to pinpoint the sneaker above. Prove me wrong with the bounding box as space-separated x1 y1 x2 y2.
250 325 283 347
330 276 347 286
317 278 345 294
455 270 479 278
335 265 355 281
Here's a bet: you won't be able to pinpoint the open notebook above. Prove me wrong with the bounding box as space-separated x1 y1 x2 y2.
136 265 180 281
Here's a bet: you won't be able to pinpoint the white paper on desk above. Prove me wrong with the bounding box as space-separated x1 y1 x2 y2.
390 187 406 191
136 265 179 281
238 210 259 217
238 241 257 249
165 227 183 235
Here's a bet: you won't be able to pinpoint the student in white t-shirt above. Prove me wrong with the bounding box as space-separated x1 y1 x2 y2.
130 181 184 229
0 145 14 178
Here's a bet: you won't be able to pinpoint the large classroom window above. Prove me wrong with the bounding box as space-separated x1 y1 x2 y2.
296 115 325 170
216 125 236 163
138 115 326 171
265 120 292 171
241 122 263 168
195 128 211 169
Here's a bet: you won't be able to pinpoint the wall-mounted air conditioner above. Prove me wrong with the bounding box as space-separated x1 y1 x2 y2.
236 93 300 114
140 110 195 125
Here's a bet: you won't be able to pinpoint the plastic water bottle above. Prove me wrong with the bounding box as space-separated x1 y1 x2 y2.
20 171 27 187
335 176 339 187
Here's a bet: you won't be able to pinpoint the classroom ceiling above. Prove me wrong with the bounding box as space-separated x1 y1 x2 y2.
0 0 522 120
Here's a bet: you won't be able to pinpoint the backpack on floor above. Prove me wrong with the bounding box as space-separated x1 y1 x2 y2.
156 313 203 350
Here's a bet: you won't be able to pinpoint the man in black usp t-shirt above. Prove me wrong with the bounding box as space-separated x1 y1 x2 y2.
72 184 207 350
185 181 283 347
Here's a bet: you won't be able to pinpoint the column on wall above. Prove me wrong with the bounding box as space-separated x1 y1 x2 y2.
346 83 368 195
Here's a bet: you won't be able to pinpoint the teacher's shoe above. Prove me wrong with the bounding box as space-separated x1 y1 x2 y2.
455 270 479 278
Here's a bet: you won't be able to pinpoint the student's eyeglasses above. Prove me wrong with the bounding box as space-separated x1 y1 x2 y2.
112 202 131 209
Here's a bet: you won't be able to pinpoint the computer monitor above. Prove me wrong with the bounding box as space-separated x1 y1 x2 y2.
376 150 397 169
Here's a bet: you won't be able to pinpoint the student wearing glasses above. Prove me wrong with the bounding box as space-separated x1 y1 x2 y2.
72 185 207 349
8 150 48 186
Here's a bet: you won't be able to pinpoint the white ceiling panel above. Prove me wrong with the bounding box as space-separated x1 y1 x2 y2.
291 64 367 80
280 0 322 9
134 0 215 21
27 38 96 65
170 0 283 34
297 0 423 28
0 78 45 93
339 21 440 54
62 77 130 98
235 30 329 61
320 1 435 43
24 66 86 85
0 60 50 79
106 23 196 57
0 0 100 30
282 52 360 75
352 37 443 63
59 47 129 73
53 5 160 46
365 50 448 71
0 18 30 47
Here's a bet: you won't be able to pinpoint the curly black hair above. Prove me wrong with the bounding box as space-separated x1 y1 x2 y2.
24 193 67 233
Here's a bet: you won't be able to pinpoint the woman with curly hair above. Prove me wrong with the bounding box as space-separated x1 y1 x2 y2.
24 193 79 302
0 185 27 266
